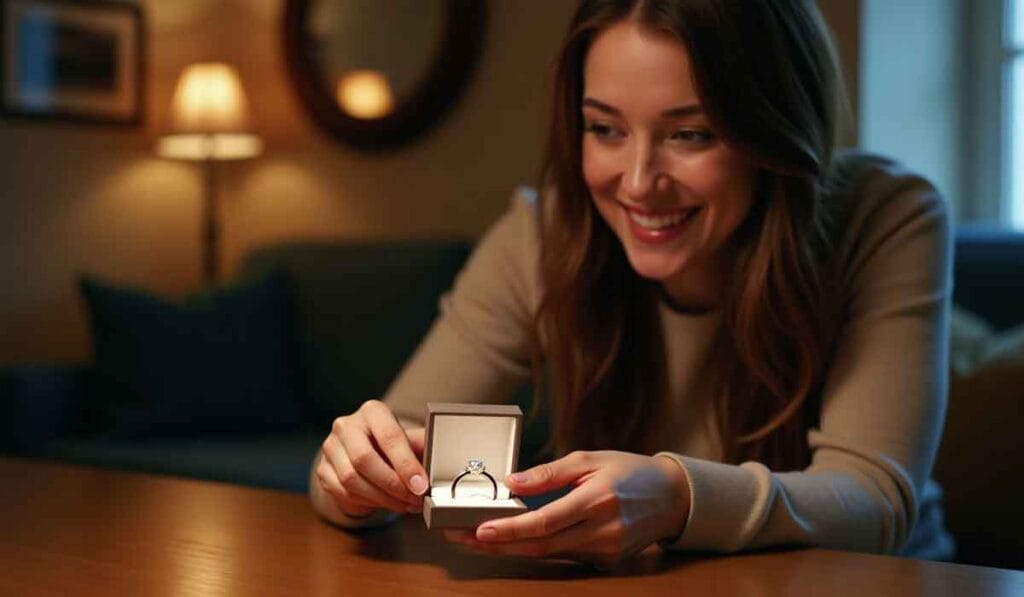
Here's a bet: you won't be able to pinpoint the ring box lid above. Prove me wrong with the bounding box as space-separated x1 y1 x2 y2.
423 402 523 499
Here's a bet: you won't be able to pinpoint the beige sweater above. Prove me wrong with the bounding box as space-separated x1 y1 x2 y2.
350 155 955 559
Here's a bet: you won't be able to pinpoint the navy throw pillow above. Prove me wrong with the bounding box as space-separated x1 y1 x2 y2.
78 272 306 438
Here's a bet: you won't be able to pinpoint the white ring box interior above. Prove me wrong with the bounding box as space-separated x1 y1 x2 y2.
422 403 528 529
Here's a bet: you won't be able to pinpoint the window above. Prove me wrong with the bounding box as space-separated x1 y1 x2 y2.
1010 0 1024 227
958 0 1024 226
856 1 1024 225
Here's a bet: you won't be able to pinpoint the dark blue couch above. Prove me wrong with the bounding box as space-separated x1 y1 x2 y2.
2 227 1022 567
1 241 479 493
950 226 1024 330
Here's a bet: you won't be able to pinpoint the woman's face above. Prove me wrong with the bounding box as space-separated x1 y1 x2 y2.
581 20 757 303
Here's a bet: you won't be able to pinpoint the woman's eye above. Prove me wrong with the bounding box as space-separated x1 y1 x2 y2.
584 122 619 139
670 129 714 144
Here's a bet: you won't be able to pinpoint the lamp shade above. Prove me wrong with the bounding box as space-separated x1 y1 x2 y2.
171 63 251 133
157 62 262 161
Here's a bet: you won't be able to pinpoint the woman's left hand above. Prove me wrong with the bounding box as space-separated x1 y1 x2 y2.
446 450 691 567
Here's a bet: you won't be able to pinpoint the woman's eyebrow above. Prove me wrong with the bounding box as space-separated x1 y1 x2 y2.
582 97 704 118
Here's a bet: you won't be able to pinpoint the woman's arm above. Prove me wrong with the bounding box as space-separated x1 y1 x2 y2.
309 189 541 528
659 160 952 555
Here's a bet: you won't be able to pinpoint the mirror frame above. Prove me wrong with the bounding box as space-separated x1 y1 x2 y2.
283 0 487 151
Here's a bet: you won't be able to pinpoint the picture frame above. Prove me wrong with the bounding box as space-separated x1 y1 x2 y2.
0 0 143 125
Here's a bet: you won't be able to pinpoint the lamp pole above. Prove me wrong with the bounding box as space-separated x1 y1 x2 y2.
202 155 220 285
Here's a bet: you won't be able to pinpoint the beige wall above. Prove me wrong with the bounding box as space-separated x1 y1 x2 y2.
0 1 859 364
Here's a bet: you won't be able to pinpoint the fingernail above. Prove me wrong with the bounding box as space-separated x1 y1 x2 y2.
409 474 428 495
477 526 497 541
507 472 526 484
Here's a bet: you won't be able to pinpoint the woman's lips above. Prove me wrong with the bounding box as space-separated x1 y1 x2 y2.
619 202 701 245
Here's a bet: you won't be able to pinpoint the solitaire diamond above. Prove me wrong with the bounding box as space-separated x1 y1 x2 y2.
452 458 497 500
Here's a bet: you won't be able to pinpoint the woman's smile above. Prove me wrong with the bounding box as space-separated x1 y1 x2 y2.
618 201 703 245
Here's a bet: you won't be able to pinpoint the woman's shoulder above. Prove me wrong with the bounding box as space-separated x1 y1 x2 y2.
828 151 949 254
484 185 540 236
482 185 542 267
455 185 544 315
826 151 952 296
828 151 948 230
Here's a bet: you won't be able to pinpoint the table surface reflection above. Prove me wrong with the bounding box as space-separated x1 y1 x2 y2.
1 456 1021 596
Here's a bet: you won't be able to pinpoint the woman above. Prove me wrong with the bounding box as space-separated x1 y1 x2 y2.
310 0 955 565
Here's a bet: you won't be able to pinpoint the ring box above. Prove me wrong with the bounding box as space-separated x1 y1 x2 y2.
422 402 529 529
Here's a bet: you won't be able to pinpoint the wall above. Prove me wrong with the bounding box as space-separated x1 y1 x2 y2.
0 1 858 364
0 0 577 363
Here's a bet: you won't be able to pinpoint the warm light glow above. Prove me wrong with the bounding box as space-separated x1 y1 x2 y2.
169 63 252 133
157 62 262 161
156 133 263 161
335 70 394 119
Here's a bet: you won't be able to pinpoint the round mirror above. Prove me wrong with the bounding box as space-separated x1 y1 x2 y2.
283 0 487 151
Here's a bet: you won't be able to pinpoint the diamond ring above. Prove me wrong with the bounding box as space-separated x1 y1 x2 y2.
451 458 498 499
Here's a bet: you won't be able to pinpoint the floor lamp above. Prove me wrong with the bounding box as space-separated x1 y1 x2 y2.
156 63 263 285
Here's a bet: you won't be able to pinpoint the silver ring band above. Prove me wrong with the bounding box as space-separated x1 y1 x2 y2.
451 459 498 499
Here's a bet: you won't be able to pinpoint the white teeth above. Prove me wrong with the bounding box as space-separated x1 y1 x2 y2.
628 209 692 229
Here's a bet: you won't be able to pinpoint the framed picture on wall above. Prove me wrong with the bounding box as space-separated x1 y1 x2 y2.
0 0 143 125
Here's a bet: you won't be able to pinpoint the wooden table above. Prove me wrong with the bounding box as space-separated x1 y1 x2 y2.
1 457 1022 596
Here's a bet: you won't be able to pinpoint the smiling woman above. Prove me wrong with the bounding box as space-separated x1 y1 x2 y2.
310 0 956 568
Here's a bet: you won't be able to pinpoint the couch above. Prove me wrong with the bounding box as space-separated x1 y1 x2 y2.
0 240 544 494
1 228 1021 568
934 226 1024 570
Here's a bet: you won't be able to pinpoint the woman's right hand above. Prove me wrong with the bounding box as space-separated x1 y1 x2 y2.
315 399 429 518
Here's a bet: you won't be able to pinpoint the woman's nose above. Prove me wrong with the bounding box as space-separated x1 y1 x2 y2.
622 142 664 201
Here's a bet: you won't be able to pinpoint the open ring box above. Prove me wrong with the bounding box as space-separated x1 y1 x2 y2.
422 402 529 529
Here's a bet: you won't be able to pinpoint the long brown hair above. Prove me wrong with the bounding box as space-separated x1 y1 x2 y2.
533 0 846 471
